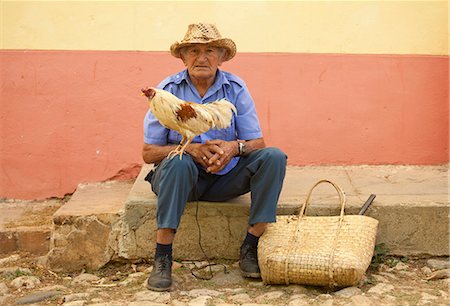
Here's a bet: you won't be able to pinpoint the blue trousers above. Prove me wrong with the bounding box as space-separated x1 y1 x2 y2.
145 147 287 229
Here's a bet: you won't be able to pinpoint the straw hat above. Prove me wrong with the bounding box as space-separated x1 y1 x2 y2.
170 23 236 61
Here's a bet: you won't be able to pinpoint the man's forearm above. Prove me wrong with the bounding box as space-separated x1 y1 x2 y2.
142 144 178 164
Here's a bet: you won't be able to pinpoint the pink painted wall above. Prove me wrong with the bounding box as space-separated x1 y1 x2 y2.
1 51 448 199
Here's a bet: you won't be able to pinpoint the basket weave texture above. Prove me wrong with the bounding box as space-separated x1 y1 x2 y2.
258 180 378 287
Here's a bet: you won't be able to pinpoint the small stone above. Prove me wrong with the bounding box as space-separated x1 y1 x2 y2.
0 254 20 266
394 262 409 271
351 295 373 306
427 258 450 270
421 266 432 276
63 301 86 306
136 265 150 272
91 298 104 303
188 289 221 297
398 270 416 277
188 295 212 306
316 293 333 299
128 272 145 278
255 291 284 303
119 272 146 286
367 283 394 295
438 289 448 298
63 293 89 302
288 284 309 294
442 278 450 286
71 273 100 285
334 286 362 297
10 276 41 289
36 255 48 267
289 294 309 300
288 297 309 306
222 288 245 293
0 267 32 277
229 293 252 304
420 292 438 301
0 282 9 295
134 290 171 303
288 298 309 306
172 261 183 270
319 300 333 306
14 290 61 304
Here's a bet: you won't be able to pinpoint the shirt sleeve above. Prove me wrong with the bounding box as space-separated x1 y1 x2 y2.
235 84 263 140
143 109 168 145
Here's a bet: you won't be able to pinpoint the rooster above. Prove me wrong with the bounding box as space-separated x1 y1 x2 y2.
141 87 237 159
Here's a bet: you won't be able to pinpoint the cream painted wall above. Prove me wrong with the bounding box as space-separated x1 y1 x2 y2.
1 1 448 55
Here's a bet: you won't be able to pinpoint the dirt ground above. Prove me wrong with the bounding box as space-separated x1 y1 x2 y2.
0 251 449 306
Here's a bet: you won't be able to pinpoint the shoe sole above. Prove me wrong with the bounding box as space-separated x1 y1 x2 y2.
240 270 261 279
146 283 171 292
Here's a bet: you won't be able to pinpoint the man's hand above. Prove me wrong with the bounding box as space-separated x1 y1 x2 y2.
204 139 238 173
185 142 228 171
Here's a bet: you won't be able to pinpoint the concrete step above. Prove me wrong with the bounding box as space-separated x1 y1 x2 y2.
120 163 448 262
47 181 132 272
44 163 448 271
0 200 62 255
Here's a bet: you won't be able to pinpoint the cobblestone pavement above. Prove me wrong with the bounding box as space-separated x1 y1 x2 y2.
0 253 449 306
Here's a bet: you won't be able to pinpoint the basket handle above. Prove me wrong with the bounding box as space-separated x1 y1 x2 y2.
298 179 347 221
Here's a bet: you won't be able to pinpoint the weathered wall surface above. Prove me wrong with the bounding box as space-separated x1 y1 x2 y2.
1 1 448 199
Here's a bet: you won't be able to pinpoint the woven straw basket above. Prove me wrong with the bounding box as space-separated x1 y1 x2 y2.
258 180 378 287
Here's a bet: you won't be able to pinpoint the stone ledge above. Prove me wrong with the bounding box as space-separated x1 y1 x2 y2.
0 200 61 255
47 181 132 272
0 227 50 255
119 163 448 261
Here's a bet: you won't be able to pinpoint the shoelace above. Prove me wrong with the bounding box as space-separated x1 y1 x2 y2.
156 256 169 273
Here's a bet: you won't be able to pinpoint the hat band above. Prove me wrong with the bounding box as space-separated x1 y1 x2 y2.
183 36 216 42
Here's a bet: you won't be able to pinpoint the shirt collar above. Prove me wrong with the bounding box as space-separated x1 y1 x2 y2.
179 69 231 101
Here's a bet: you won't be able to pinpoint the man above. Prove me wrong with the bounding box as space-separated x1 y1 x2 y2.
143 23 287 291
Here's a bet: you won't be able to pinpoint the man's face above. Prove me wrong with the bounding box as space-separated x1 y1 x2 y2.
182 44 224 82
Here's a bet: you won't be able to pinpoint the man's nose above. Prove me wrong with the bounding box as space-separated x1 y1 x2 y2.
198 51 208 60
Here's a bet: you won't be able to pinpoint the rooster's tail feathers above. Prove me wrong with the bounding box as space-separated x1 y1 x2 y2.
203 99 237 129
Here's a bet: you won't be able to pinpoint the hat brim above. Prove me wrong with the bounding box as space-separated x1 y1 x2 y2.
170 38 236 62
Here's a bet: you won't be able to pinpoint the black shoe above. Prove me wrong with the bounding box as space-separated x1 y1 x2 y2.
239 243 261 278
146 254 172 291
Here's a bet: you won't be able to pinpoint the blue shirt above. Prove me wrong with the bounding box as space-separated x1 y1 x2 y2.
143 69 262 175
